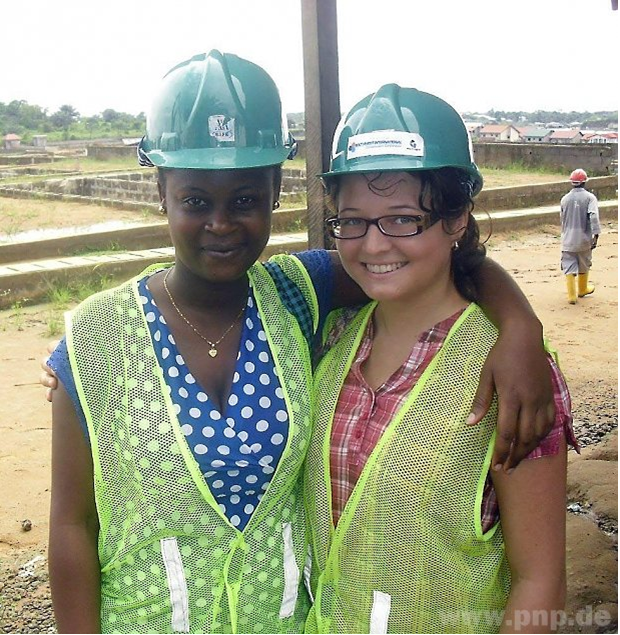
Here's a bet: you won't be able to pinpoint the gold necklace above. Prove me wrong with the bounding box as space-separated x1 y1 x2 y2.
162 268 246 358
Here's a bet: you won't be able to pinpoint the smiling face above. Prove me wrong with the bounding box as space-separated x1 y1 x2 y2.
160 167 278 284
335 172 466 306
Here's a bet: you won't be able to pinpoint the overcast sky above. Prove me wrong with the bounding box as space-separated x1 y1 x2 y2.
2 0 617 118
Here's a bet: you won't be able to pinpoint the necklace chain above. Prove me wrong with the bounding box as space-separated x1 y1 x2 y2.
162 268 245 358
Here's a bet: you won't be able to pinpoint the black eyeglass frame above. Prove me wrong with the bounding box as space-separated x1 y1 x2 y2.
325 214 438 240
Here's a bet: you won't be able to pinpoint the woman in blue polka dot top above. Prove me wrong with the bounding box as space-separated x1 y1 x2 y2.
45 50 556 634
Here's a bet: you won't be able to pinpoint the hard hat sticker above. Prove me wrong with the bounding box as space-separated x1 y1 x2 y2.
209 115 235 142
347 131 424 160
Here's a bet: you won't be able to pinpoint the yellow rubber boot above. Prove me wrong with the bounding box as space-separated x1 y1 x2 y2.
566 275 577 304
577 272 595 297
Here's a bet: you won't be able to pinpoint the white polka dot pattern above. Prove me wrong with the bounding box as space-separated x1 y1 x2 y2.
139 276 289 531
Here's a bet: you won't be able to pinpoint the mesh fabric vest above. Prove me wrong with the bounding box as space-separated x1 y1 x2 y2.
305 303 511 634
66 258 317 634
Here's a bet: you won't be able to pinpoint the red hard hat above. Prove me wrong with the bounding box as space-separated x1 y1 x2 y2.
569 168 588 183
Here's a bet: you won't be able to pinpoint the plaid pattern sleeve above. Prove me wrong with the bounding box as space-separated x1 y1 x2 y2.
263 260 315 348
264 251 335 354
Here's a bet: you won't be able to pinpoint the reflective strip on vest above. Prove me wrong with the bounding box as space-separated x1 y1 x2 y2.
160 537 189 633
370 590 391 634
303 544 314 603
280 522 300 617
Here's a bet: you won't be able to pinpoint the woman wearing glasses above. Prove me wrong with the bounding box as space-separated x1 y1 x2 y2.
304 85 576 634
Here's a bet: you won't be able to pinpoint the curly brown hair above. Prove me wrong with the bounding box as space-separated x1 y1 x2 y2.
323 167 487 302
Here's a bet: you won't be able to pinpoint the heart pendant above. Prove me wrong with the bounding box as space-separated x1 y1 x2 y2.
208 348 218 358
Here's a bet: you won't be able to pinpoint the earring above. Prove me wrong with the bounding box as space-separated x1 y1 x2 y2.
272 200 280 210
452 241 459 251
159 203 167 215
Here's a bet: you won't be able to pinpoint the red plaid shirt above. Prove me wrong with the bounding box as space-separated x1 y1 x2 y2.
328 308 577 529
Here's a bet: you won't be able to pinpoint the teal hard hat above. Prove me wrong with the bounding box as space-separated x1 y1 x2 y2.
323 83 483 196
139 49 295 169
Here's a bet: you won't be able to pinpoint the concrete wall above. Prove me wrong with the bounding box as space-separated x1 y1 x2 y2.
0 153 57 165
473 143 617 176
287 139 618 176
0 165 81 179
7 168 308 206
477 176 617 212
87 145 137 160
68 173 159 203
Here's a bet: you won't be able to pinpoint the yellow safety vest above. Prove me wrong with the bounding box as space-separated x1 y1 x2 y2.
66 257 318 633
305 302 511 634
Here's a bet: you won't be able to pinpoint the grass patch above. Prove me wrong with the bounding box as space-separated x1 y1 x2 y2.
45 310 64 337
67 241 124 257
480 165 567 188
282 214 307 233
45 275 117 308
0 207 38 236
9 300 25 331
281 192 308 209
47 285 74 309
42 274 119 335
288 156 307 170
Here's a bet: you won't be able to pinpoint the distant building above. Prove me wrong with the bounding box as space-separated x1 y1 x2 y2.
32 135 47 148
549 129 583 144
584 132 618 144
3 133 21 150
478 124 520 142
464 122 483 139
519 127 553 143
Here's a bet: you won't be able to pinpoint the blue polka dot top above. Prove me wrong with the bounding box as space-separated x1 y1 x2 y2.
138 275 288 531
49 250 334 533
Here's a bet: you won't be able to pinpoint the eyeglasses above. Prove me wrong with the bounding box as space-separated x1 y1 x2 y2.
325 214 436 240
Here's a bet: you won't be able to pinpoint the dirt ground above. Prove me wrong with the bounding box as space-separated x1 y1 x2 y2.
0 212 617 633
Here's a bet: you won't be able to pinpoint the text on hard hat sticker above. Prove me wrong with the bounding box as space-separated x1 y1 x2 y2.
346 131 425 160
209 115 235 142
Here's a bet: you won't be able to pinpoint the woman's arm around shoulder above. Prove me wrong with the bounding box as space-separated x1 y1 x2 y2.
472 258 556 472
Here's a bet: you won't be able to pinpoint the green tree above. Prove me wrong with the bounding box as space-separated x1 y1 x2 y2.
50 104 80 136
0 99 47 135
102 108 120 124
84 115 101 138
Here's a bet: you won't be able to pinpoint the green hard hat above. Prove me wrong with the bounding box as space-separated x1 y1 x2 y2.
323 83 483 196
140 49 295 169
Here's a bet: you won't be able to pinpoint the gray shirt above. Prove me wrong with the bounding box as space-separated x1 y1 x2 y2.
560 187 601 252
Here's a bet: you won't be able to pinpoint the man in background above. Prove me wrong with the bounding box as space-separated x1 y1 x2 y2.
560 168 600 304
